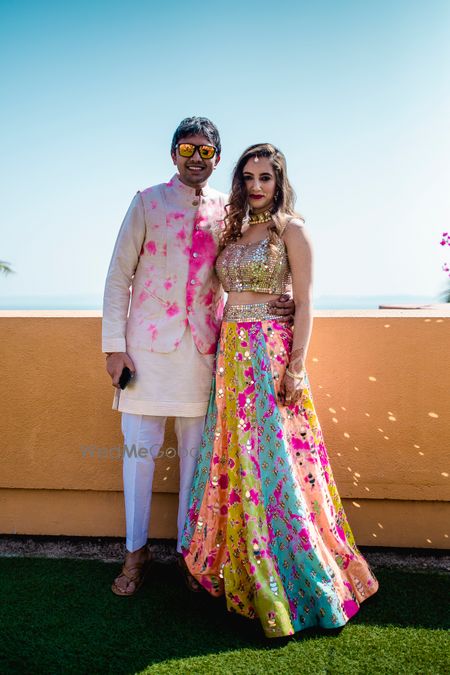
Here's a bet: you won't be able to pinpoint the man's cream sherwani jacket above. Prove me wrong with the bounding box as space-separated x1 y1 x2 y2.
102 175 227 357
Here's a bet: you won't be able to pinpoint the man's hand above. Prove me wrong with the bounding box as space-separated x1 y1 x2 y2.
106 352 136 389
268 293 295 323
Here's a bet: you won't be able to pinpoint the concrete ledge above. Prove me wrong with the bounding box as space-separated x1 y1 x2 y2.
0 534 448 572
1 489 448 549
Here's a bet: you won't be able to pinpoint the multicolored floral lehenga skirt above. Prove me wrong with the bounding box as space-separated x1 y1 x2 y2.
181 303 379 638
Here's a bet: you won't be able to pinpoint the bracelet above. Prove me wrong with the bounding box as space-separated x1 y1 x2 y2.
286 368 305 382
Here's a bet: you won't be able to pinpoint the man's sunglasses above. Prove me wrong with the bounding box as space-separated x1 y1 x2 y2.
176 143 217 160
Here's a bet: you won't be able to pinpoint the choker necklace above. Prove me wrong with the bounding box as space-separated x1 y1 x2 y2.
248 209 273 225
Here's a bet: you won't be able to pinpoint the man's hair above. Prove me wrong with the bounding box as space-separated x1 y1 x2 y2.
171 117 221 156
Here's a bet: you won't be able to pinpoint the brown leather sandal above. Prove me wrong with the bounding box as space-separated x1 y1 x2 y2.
177 554 202 593
111 549 153 596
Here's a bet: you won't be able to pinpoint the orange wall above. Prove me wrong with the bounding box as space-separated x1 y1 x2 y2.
1 310 449 548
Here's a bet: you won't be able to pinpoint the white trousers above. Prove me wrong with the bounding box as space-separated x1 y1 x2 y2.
121 413 205 553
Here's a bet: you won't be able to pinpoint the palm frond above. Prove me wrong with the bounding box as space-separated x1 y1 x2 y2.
0 260 15 275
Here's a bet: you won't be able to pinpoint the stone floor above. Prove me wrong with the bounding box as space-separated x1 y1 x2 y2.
0 535 449 572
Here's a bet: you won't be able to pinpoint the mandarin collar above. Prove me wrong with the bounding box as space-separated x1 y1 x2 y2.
169 173 212 198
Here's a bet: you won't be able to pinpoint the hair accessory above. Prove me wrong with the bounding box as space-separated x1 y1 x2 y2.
248 209 273 225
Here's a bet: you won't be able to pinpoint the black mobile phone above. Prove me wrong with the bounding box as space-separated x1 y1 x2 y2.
119 367 134 390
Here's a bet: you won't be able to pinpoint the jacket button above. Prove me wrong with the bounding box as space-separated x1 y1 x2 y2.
190 279 196 285
187 305 192 311
193 252 199 258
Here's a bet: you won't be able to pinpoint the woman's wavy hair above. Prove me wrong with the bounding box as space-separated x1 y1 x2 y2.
220 143 303 250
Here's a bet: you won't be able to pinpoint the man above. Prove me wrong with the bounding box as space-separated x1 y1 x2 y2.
102 117 292 595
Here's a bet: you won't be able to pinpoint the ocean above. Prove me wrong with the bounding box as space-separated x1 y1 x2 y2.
0 294 441 310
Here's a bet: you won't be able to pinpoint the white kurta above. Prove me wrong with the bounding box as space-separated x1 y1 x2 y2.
111 326 215 416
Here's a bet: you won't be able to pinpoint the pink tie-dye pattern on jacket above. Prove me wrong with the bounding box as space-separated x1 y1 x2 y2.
124 176 226 353
145 241 157 255
184 201 224 352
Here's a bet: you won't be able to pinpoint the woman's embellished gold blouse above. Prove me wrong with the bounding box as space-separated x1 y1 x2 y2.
215 235 291 294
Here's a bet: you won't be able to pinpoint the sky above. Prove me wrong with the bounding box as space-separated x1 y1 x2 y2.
1 0 449 307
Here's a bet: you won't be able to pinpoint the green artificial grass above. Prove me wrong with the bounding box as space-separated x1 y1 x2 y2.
0 558 448 675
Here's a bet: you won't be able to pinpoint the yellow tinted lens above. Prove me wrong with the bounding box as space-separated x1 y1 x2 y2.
178 143 195 157
199 145 215 159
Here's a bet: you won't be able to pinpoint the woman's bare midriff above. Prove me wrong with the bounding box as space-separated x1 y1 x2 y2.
226 291 281 306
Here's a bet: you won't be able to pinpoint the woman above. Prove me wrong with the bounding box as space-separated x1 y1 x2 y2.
181 143 379 638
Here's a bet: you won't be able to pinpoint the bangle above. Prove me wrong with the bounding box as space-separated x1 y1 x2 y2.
286 368 305 381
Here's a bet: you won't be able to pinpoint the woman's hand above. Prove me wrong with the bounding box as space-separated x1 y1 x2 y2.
105 352 136 389
278 369 304 406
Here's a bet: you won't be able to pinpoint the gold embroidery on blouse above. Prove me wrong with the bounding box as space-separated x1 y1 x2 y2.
215 236 291 294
